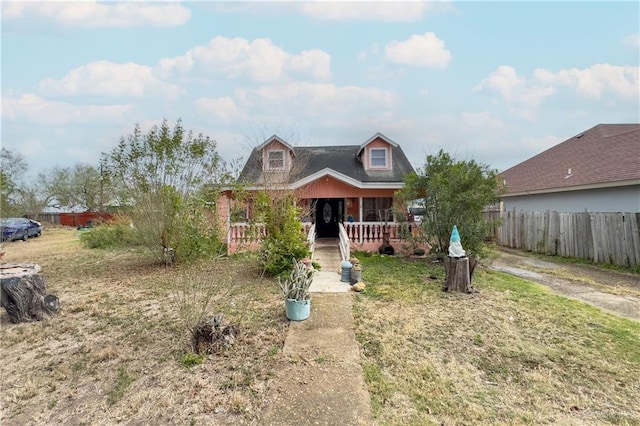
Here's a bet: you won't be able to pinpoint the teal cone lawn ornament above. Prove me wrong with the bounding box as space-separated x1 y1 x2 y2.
448 225 466 258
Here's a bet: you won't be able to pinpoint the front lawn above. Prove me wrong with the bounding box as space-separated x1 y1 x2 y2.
353 253 640 425
0 229 287 425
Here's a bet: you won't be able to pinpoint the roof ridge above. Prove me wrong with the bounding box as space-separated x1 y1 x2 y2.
594 123 640 138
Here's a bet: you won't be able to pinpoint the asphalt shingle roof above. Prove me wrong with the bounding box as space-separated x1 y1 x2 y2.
238 143 414 186
500 124 640 194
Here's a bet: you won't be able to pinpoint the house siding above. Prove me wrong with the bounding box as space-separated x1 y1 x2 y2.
297 176 398 199
502 185 640 213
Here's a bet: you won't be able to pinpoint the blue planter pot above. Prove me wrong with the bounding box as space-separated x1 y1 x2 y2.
285 299 311 321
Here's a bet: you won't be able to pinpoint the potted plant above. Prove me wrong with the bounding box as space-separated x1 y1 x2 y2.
278 259 314 321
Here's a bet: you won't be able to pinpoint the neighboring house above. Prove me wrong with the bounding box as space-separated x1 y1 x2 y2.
500 124 640 213
220 132 417 254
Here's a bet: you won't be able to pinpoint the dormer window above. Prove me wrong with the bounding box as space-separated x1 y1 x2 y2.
370 148 387 168
267 150 285 170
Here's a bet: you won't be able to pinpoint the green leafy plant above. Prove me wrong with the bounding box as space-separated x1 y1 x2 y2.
397 149 505 256
101 119 227 264
254 191 310 276
79 216 137 249
278 258 314 301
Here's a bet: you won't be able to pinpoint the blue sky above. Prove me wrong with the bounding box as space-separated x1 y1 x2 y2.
2 1 639 179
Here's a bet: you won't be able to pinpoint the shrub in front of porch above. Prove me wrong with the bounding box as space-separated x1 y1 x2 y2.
254 191 310 276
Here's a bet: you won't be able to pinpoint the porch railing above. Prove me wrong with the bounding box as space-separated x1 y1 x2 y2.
227 221 418 253
306 223 316 257
227 223 267 247
227 222 316 250
338 223 350 261
343 222 417 244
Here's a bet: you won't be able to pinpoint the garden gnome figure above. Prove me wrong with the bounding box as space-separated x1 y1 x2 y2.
448 225 466 258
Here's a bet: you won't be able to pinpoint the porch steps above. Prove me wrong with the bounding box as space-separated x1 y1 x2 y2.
310 239 351 293
313 238 343 272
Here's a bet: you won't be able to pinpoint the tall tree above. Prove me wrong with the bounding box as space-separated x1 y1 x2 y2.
102 119 226 262
398 149 504 255
0 148 28 217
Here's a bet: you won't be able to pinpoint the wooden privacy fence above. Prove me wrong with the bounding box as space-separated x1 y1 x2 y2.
488 211 640 268
36 212 113 227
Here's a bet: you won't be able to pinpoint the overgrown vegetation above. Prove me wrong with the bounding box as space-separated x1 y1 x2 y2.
79 215 137 249
0 229 287 424
398 149 504 256
101 119 228 264
353 253 640 425
253 191 309 276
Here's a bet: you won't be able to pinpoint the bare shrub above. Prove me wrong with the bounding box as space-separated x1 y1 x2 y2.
169 262 236 353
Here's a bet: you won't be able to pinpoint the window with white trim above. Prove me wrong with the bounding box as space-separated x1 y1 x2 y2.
267 150 285 170
370 148 387 168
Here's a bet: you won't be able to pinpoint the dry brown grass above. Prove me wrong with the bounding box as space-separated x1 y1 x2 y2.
353 253 640 425
0 228 287 425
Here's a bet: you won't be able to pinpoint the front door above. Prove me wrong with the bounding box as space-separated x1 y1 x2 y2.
315 198 341 238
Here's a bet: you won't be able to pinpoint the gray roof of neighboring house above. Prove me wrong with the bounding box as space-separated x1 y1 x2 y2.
500 123 640 195
238 139 415 186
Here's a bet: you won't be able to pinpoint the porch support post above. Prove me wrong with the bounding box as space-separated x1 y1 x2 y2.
226 195 232 246
358 197 363 243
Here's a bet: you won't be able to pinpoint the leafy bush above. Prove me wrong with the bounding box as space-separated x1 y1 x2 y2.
254 191 309 276
101 119 226 264
170 201 227 262
398 149 504 256
80 217 137 249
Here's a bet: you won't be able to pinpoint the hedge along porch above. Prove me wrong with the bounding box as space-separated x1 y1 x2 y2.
220 132 421 256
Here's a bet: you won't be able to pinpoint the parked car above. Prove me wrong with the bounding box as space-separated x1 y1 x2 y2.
1 218 43 241
408 206 425 224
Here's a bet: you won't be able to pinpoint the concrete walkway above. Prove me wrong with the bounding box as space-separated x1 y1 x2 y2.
260 242 373 425
309 239 352 293
260 294 373 425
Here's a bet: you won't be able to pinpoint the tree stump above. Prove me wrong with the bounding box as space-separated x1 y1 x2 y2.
0 263 59 324
443 257 478 293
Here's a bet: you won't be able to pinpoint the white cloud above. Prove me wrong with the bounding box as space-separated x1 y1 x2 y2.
236 82 398 117
460 112 506 131
534 64 639 99
287 50 332 80
2 94 131 125
1 1 190 27
385 32 451 69
38 61 183 99
298 1 452 22
624 33 640 50
194 97 243 123
156 36 331 82
474 66 555 108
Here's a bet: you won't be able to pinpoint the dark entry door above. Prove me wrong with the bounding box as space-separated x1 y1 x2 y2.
315 198 341 238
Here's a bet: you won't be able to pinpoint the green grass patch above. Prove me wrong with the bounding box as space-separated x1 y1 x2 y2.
353 254 640 425
106 368 136 406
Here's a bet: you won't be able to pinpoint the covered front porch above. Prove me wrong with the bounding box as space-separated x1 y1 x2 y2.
222 189 423 258
226 219 421 258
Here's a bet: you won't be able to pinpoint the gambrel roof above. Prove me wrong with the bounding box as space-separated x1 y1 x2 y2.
500 123 640 196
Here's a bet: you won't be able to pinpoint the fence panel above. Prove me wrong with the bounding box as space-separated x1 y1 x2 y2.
486 210 640 268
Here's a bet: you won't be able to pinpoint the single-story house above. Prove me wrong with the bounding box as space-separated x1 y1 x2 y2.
219 132 419 255
499 123 640 213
